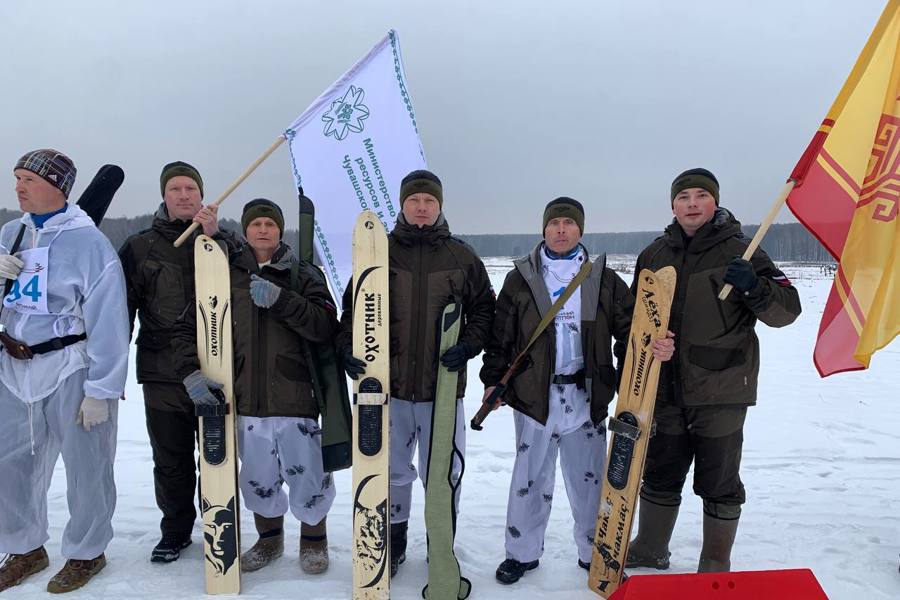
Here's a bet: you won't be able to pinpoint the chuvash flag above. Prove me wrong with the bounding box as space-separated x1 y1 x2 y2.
284 30 426 306
786 0 900 377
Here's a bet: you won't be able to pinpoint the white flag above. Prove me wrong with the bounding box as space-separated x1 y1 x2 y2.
284 30 426 307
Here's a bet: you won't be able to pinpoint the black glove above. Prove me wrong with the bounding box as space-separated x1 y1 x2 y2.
440 341 472 372
723 257 758 293
340 346 367 380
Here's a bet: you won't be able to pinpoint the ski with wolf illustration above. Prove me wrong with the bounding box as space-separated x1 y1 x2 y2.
351 210 391 600
193 235 241 594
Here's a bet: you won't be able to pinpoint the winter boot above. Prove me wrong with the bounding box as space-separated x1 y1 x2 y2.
0 546 49 592
625 499 680 569
495 558 539 584
389 521 407 578
300 517 328 574
150 533 192 563
697 514 739 573
46 554 106 594
241 514 284 572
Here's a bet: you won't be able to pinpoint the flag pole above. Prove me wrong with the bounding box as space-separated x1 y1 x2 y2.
718 179 797 301
173 135 287 247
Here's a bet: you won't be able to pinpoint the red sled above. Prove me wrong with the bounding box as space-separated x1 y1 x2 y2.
608 569 827 599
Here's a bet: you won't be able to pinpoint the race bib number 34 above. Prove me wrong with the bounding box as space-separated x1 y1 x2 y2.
3 247 49 315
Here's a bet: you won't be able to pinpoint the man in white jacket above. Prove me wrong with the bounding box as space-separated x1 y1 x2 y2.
0 149 129 594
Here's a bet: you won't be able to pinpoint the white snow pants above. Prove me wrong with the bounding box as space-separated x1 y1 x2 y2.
237 416 335 526
504 398 607 564
0 368 118 559
389 398 465 524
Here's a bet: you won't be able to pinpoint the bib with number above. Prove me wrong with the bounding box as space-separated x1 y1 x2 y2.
3 247 49 315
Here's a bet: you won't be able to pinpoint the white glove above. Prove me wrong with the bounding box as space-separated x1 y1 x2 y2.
76 396 110 432
0 254 23 281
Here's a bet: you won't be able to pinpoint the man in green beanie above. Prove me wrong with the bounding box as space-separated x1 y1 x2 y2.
118 160 237 564
626 168 801 573
337 169 496 579
171 197 339 574
481 196 674 584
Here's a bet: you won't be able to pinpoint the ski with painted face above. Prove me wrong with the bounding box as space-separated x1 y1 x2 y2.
351 210 391 600
194 235 241 594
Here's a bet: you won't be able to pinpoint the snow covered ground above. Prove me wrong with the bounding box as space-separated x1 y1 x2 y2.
15 258 900 599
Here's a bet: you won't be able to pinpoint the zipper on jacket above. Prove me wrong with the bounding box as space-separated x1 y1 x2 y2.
409 233 425 400
709 275 729 332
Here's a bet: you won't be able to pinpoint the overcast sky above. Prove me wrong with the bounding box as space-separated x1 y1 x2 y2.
0 0 887 234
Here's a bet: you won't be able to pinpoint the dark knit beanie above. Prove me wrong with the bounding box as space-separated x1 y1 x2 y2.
14 149 77 198
160 161 204 198
399 169 443 207
670 168 719 206
241 198 284 238
542 197 585 234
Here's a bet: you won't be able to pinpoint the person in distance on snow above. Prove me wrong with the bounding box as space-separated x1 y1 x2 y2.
118 161 236 563
171 198 339 574
480 197 675 585
0 150 129 593
338 170 496 578
626 168 800 573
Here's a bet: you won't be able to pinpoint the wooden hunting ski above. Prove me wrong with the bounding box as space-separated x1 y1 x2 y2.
588 266 676 598
194 235 241 594
351 211 391 600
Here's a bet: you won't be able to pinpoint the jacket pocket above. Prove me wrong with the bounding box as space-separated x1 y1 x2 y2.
688 344 746 371
275 354 310 383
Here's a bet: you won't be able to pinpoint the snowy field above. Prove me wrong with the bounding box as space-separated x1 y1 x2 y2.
16 257 900 599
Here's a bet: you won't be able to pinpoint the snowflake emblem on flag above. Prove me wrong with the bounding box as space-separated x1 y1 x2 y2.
321 85 369 140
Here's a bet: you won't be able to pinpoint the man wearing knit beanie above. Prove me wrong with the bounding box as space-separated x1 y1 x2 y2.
627 168 800 574
118 160 234 565
337 168 496 578
482 196 674 584
1 149 129 593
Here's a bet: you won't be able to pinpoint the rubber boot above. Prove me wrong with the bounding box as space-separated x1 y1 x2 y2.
241 514 284 572
390 521 407 578
697 514 739 573
625 499 679 569
300 517 329 574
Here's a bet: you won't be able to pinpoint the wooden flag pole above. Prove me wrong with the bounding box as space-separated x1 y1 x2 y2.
173 135 287 247
718 179 797 301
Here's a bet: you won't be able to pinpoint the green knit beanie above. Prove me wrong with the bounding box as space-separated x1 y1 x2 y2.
399 169 443 207
542 197 585 234
160 161 204 198
241 198 284 238
670 168 719 206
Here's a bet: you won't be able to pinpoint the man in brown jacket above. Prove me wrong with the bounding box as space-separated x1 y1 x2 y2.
339 170 496 578
172 198 339 574
626 168 801 573
480 197 674 585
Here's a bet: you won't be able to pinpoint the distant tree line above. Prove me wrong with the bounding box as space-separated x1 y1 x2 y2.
0 208 833 262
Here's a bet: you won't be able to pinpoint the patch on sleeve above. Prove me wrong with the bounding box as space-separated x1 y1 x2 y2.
771 272 792 287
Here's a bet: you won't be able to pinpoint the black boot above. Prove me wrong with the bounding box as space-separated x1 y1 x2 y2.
390 521 407 578
151 533 192 563
625 499 679 570
495 558 539 584
697 514 739 573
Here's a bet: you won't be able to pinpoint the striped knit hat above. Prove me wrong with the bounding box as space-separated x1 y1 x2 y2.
14 149 77 198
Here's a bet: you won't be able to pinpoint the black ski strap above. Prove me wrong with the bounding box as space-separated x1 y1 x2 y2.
2 224 27 298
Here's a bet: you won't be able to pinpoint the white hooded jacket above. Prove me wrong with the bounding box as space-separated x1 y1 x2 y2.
0 205 129 403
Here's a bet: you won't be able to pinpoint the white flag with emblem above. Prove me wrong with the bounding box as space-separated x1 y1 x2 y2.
284 30 426 307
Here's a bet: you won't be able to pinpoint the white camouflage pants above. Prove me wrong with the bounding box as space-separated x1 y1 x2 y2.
390 398 466 523
0 368 118 560
504 387 607 564
237 416 335 526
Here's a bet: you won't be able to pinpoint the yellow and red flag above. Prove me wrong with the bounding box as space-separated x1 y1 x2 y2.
786 0 900 376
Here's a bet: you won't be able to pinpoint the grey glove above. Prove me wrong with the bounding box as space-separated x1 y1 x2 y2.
250 274 282 308
0 254 23 281
183 369 224 406
76 396 110 432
